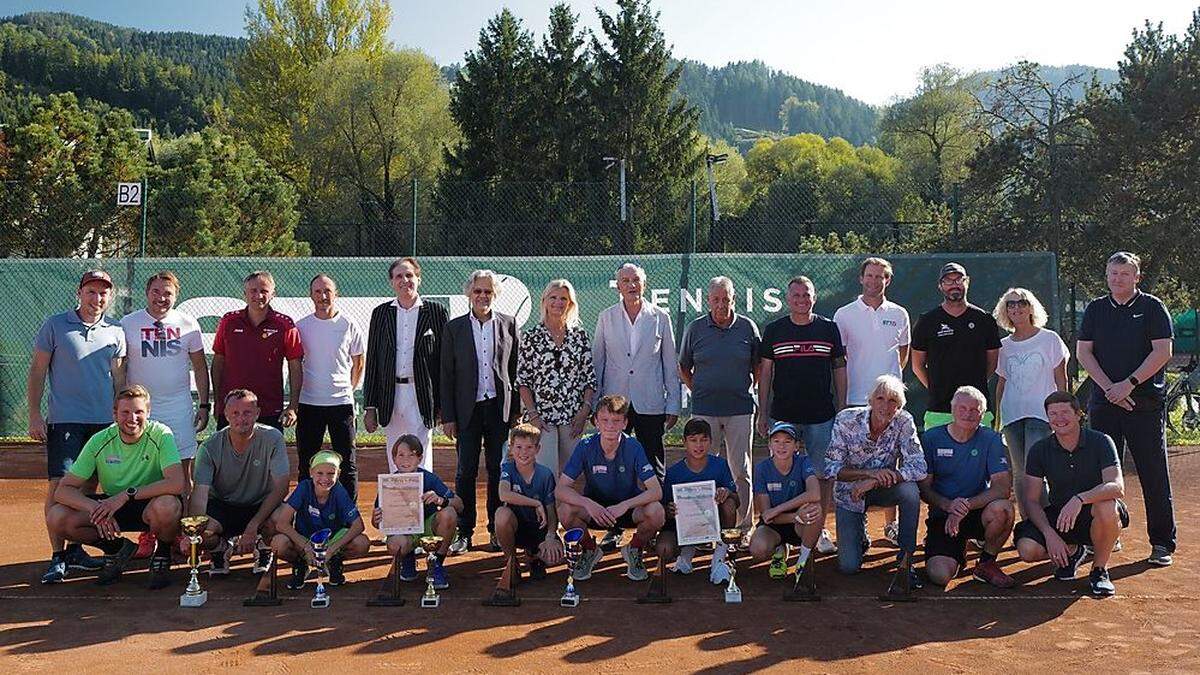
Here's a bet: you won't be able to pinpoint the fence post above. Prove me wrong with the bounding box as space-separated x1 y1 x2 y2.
411 178 418 256
139 176 148 256
689 181 697 254
950 183 961 239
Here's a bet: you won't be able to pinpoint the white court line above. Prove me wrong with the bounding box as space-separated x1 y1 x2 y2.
1 593 1192 603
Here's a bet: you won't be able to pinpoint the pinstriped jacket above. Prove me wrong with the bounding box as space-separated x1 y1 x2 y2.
363 299 448 429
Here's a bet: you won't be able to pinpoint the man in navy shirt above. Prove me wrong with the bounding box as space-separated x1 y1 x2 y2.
747 422 823 579
918 386 1015 588
656 418 739 585
1076 251 1174 567
1015 392 1129 597
496 424 563 582
556 395 665 583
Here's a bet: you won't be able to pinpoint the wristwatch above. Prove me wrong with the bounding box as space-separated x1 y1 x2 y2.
126 487 137 500
197 402 211 409
1128 375 1140 386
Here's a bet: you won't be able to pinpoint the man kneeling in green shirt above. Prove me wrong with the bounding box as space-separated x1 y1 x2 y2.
46 385 185 589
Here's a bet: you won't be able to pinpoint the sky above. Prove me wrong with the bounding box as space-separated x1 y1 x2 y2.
3 0 1198 104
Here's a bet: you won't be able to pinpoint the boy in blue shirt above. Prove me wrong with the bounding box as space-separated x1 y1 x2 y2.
495 424 564 583
371 434 463 589
270 452 370 589
748 422 823 579
656 418 739 584
556 395 666 582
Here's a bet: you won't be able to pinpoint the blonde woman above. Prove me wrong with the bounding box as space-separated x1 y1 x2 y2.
993 288 1068 517
518 280 597 471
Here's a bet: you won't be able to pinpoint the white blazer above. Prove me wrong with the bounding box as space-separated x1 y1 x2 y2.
592 300 681 415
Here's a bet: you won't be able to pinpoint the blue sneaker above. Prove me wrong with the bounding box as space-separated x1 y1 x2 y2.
399 553 418 582
430 561 449 590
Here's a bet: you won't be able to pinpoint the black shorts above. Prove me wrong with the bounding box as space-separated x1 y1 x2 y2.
924 509 991 567
582 495 641 530
515 520 549 552
90 495 177 533
1014 500 1130 549
206 497 264 538
761 521 805 547
47 423 109 479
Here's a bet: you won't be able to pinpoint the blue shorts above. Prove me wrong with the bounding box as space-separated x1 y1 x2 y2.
47 423 109 479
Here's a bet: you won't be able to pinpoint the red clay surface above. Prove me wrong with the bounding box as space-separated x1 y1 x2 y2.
2 442 1199 672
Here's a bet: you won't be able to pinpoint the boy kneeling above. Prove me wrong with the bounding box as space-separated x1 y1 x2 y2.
748 422 823 578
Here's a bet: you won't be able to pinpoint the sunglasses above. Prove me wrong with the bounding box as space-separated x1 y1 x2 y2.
1005 299 1030 308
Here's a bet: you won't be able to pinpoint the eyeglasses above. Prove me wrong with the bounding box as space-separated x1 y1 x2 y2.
1005 299 1030 308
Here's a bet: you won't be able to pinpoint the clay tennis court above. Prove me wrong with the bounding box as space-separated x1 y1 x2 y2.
2 443 1198 673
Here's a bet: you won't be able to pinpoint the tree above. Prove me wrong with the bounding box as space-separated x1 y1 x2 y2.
0 92 146 258
231 0 390 191
148 128 308 256
879 64 986 203
303 50 457 255
530 3 591 183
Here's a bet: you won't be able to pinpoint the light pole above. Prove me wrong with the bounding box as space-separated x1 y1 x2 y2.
134 128 153 256
705 152 728 223
602 156 626 224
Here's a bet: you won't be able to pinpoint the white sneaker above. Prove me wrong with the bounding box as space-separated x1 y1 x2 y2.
816 529 837 554
709 560 731 585
883 520 900 547
672 545 696 574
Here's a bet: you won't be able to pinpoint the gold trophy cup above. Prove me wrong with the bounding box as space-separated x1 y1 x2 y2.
720 528 743 603
419 535 444 608
180 515 210 608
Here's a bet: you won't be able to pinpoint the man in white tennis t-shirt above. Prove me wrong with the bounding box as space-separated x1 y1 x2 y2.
296 274 366 499
121 271 210 484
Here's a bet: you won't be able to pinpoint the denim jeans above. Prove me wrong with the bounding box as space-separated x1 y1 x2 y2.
835 481 920 574
1001 417 1050 516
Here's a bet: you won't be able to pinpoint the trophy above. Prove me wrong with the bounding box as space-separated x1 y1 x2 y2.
637 544 671 604
720 528 743 603
879 549 917 603
367 547 407 607
310 528 333 609
560 527 584 608
179 515 210 608
419 535 444 608
483 546 521 607
783 552 820 602
244 543 283 607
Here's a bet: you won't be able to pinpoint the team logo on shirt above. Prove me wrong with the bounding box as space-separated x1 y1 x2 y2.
968 322 976 329
307 505 321 517
139 325 183 357
937 448 953 457
513 485 523 494
882 319 897 327
773 341 833 358
767 482 782 491
937 324 954 337
592 465 608 474
262 328 278 339
970 449 979 456
105 455 122 464
618 465 627 473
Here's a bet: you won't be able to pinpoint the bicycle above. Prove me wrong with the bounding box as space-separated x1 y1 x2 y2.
1165 354 1200 432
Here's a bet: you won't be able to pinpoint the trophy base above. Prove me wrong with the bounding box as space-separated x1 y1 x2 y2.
180 591 207 608
311 597 331 609
243 593 282 607
420 595 440 608
366 595 406 607
560 594 580 608
724 589 742 603
783 589 820 602
482 590 521 607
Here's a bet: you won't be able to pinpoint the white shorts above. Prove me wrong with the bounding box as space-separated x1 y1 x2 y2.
152 402 198 460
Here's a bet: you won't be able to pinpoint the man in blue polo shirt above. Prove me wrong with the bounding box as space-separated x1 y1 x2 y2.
556 394 665 583
1076 251 1174 567
29 270 127 584
657 418 739 584
918 386 1015 589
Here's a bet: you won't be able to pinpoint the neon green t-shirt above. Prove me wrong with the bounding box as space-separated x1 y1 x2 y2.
68 421 181 495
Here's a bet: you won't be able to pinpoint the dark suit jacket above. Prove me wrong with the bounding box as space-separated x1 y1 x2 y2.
440 311 520 428
363 299 448 429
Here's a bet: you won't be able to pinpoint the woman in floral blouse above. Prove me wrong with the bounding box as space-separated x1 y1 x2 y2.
517 279 597 471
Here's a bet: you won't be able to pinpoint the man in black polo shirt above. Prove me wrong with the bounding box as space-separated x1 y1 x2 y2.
911 262 1002 430
1014 391 1128 597
1076 251 1174 567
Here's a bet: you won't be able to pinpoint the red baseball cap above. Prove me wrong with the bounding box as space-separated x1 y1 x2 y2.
79 270 114 289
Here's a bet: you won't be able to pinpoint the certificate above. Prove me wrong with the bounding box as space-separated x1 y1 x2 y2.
377 473 424 535
673 480 720 546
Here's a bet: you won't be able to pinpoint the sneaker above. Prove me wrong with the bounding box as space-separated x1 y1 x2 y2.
908 568 925 591
430 561 449 590
147 555 172 590
448 535 471 556
209 544 230 576
621 544 648 581
41 553 67 584
328 555 346 586
96 539 138 586
134 531 156 560
816 529 837 554
862 522 872 553
1112 537 1123 553
971 559 1015 589
573 546 602 581
600 529 621 552
969 538 986 551
1089 567 1115 597
252 547 274 574
399 553 419 581
63 543 104 571
287 560 308 590
769 546 789 579
672 545 696 574
529 557 548 581
1148 545 1173 567
883 520 900 547
709 559 731 585
1054 544 1090 580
